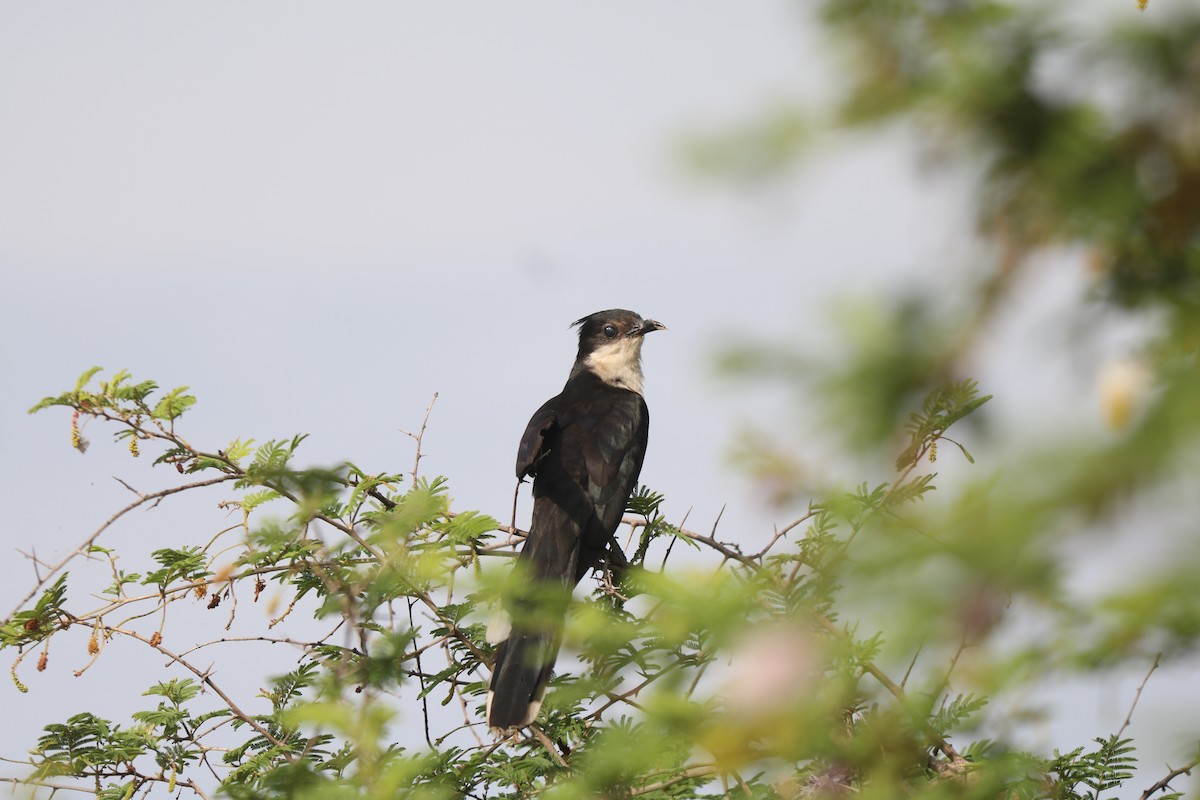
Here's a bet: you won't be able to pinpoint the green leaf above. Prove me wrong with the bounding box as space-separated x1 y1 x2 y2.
240 489 282 513
151 386 197 420
442 510 499 546
144 678 202 705
224 437 256 465
142 548 209 587
75 366 104 393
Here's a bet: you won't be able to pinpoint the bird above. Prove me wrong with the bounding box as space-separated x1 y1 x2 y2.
487 309 665 733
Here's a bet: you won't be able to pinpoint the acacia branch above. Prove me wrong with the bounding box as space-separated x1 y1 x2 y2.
749 506 818 560
620 515 757 570
176 633 343 660
1140 757 1199 800
4 474 238 625
1117 652 1161 739
107 626 295 758
399 392 439 484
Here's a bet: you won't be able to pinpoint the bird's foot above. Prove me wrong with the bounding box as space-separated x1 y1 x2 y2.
596 567 629 603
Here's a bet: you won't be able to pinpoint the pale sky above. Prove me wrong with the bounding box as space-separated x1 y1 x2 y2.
1 2 1193 793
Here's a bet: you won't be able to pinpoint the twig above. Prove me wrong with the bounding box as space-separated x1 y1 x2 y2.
528 723 569 768
901 640 925 690
106 625 295 759
409 598 434 748
748 505 818 560
407 588 491 670
685 655 712 698
0 777 101 794
399 392 439 484
658 508 692 572
620 513 758 571
1140 757 1199 800
176 633 339 660
932 629 970 699
1117 652 1162 739
445 636 488 748
4 475 238 624
630 765 720 796
589 662 683 719
184 778 213 800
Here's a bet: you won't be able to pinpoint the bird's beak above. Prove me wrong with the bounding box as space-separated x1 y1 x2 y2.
637 319 667 335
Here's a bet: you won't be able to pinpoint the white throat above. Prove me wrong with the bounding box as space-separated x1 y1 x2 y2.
584 336 646 394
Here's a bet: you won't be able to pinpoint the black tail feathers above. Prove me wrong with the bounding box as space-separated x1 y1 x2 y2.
487 625 560 732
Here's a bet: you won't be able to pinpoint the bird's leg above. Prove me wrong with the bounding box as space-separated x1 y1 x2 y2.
597 542 630 603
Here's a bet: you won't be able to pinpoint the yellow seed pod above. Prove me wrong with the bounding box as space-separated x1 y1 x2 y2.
929 438 938 463
11 665 28 694
129 435 140 458
87 628 99 656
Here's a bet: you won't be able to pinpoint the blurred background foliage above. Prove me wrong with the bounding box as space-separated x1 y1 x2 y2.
704 0 1200 795
6 2 1200 799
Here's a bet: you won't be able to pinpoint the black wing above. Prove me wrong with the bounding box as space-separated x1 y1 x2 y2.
579 387 649 544
515 397 558 481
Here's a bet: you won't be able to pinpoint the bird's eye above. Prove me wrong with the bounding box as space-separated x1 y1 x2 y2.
602 324 618 338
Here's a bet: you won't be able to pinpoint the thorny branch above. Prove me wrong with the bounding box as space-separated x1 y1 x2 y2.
107 625 296 757
4 474 238 626
1140 757 1200 800
1118 652 1162 739
399 392 439 484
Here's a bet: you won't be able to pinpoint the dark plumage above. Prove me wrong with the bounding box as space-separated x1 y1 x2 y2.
487 309 665 732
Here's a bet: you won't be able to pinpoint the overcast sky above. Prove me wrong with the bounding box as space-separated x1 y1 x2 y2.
1 2 1193 792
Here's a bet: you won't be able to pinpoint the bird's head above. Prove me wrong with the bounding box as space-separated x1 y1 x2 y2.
570 309 666 394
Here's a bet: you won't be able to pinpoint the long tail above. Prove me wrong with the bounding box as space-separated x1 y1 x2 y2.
486 618 560 731
487 503 580 732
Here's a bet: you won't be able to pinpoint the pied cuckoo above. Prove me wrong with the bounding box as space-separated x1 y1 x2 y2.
487 309 665 733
